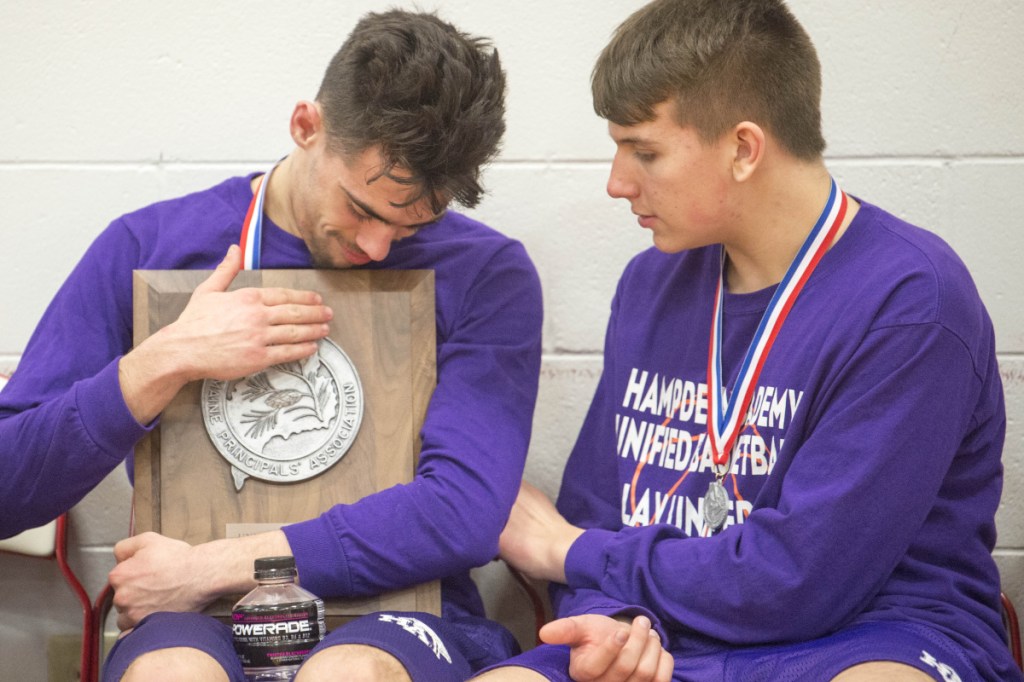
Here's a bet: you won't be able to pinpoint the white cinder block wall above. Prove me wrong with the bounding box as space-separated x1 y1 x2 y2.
1 2 1022 679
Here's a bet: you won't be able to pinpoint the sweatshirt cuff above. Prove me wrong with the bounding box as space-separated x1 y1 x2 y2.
77 358 154 462
565 528 618 591
282 515 351 598
564 529 668 644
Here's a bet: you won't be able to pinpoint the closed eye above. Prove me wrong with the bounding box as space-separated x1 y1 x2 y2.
346 201 373 223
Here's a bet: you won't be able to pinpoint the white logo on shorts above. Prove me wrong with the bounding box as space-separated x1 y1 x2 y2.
920 650 962 682
378 614 453 664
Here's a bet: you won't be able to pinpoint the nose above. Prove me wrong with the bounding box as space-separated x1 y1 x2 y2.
355 221 396 261
606 154 638 200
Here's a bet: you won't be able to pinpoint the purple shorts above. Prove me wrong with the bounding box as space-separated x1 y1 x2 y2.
490 620 981 682
103 610 519 682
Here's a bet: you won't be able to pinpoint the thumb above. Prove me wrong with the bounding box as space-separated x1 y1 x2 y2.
113 534 145 563
539 617 583 647
195 244 242 295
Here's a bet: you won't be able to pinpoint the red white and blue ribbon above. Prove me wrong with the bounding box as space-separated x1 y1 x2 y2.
239 166 275 270
706 177 848 472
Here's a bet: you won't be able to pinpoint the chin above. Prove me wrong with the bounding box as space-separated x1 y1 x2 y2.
310 253 350 269
651 237 688 255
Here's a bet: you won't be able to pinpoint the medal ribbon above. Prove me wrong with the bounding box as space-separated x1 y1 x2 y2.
238 166 276 270
706 177 848 473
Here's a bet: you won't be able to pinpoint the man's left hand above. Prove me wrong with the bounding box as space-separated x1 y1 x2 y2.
108 532 211 630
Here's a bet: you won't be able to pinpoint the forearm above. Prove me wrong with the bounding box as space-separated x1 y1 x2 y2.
191 530 294 599
0 360 145 538
117 331 193 425
284 469 520 598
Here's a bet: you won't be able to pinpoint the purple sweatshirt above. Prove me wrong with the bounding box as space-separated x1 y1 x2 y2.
553 200 1017 680
0 174 543 618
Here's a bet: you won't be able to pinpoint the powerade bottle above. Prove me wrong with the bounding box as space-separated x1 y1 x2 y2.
232 556 327 682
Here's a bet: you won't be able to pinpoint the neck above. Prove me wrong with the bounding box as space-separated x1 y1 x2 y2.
253 156 301 238
723 162 858 294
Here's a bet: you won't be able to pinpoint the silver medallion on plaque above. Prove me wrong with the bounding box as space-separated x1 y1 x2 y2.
202 338 363 491
702 479 729 532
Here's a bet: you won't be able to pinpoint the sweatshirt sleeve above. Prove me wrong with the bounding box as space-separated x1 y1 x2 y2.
283 242 543 598
560 320 993 644
0 221 149 538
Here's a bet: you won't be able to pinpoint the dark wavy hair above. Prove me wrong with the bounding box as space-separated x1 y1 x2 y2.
593 0 825 160
317 10 507 213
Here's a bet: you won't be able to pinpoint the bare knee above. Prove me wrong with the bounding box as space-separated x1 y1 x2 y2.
831 660 936 681
120 647 228 682
295 643 411 682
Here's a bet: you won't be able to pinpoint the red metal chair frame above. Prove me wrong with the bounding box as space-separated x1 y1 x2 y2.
55 514 97 681
1003 592 1022 670
505 562 549 648
1 372 96 680
1 513 95 682
91 583 116 682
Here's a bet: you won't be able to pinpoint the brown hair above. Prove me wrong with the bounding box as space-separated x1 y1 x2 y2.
592 0 825 159
317 10 507 212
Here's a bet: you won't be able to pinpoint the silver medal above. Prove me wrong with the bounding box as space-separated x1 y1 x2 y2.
703 479 729 531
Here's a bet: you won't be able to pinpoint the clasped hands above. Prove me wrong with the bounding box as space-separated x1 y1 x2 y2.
499 482 673 681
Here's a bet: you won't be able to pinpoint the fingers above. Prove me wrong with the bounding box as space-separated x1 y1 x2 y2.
594 616 646 679
170 254 339 385
246 300 332 359
264 326 330 349
550 615 667 682
195 245 244 295
609 616 671 682
550 616 627 680
655 647 675 682
602 614 659 675
256 304 333 357
632 628 671 682
193 246 328 311
109 573 139 631
264 300 333 328
116 609 136 631
259 286 325 308
113 596 145 631
226 288 333 333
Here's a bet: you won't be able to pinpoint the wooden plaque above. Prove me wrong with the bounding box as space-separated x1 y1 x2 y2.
132 269 440 623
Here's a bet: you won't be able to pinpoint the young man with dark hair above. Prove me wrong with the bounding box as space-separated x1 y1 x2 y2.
482 0 1017 680
0 9 541 682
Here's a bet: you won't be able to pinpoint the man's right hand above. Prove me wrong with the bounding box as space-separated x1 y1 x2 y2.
498 481 584 584
539 614 673 682
118 244 333 424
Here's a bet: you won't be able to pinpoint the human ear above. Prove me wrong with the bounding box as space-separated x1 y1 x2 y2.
731 121 765 182
289 100 324 149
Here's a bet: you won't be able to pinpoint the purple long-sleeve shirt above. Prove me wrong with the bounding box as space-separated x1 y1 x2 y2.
0 174 543 618
551 200 1018 680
